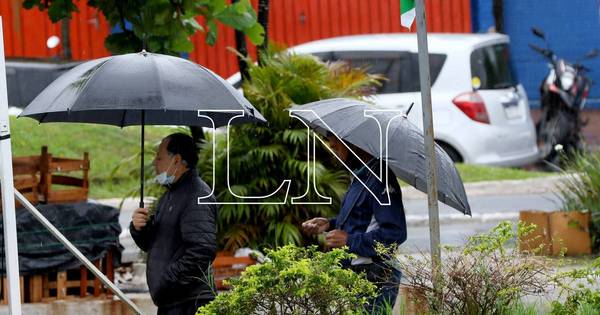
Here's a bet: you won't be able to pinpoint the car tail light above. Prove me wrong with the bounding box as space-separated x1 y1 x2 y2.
452 92 490 124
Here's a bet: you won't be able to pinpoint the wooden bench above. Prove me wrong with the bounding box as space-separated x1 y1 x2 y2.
1 146 89 208
39 146 89 204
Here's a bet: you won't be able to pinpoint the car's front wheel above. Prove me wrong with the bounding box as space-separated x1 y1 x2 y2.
436 141 463 163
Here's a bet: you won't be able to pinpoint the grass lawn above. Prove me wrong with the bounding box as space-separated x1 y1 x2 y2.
455 163 551 183
9 117 552 199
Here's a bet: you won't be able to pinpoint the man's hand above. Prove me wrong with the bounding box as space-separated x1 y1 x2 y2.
301 217 330 236
132 208 149 231
325 229 348 248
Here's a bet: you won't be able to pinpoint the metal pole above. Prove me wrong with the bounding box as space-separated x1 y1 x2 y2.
13 191 144 315
415 0 442 289
140 110 145 209
0 17 23 315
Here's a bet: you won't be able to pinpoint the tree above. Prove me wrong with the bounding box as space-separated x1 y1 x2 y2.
23 0 265 56
23 0 267 148
256 0 269 64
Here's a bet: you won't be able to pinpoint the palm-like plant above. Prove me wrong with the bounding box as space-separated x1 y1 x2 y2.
198 48 383 251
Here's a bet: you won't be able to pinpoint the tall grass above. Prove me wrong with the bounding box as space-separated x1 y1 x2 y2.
558 152 600 250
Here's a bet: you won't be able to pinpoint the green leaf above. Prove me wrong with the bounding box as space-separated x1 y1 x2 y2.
215 8 256 30
104 32 143 55
205 19 218 46
183 17 204 32
169 34 194 52
245 23 265 45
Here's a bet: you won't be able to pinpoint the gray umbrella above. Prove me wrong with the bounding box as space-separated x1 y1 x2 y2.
20 50 266 207
290 98 470 215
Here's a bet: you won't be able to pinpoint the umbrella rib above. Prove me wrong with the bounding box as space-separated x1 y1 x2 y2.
68 59 112 111
151 55 167 110
119 110 127 127
195 62 252 116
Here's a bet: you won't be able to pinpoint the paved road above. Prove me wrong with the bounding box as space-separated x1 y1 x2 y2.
402 192 563 251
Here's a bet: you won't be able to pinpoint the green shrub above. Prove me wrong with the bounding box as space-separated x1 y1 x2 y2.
558 152 600 251
196 245 377 315
383 221 554 315
550 289 600 315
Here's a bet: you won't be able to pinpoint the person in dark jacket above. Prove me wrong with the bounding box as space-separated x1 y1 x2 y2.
302 135 407 313
130 133 217 315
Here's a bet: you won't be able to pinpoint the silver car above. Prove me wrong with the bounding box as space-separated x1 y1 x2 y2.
229 33 540 166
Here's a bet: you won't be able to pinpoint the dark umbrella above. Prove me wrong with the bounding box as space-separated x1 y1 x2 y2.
20 50 266 207
290 98 471 215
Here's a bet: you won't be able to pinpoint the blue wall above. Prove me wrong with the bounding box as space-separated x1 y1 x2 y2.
473 0 600 108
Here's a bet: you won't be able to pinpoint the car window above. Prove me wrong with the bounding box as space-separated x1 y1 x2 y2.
315 51 447 94
470 43 517 90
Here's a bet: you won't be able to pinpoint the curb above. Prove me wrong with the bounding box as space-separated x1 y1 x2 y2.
400 175 570 200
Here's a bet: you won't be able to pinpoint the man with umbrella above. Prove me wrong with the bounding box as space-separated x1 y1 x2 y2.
19 51 267 314
131 133 217 314
302 134 407 312
296 98 471 313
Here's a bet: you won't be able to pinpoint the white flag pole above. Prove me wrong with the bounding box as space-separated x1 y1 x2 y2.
0 16 23 315
414 0 442 288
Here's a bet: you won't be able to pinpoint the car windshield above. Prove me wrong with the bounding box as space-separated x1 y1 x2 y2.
313 51 447 93
470 43 517 90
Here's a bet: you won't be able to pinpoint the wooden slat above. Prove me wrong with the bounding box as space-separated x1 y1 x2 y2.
19 277 24 304
106 250 114 297
93 260 101 297
29 275 43 303
80 266 88 297
46 188 88 203
50 175 84 187
56 271 67 299
212 256 256 267
2 278 7 304
49 160 88 172
13 177 37 189
43 274 50 298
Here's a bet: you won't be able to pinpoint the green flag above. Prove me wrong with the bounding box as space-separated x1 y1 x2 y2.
401 0 416 29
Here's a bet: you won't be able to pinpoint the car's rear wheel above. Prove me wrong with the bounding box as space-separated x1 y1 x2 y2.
436 141 463 163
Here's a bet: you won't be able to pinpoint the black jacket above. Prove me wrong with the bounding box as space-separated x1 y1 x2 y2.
130 169 217 307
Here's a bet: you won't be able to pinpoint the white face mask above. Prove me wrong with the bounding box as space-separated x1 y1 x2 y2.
154 157 178 186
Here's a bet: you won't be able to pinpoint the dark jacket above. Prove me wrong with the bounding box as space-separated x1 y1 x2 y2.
329 159 407 258
130 169 217 307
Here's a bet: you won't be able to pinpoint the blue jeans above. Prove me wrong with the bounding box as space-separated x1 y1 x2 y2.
350 262 402 314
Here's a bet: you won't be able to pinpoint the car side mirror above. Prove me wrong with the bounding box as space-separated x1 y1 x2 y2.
531 27 545 40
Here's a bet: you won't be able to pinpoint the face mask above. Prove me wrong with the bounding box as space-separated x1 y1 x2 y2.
154 157 178 186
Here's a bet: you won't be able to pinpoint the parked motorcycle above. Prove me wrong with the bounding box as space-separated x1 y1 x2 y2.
529 27 598 166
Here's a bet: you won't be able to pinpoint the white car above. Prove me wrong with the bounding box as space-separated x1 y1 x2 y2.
229 33 539 166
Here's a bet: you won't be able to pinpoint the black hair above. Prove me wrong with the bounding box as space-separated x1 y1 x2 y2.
165 133 198 168
343 141 373 170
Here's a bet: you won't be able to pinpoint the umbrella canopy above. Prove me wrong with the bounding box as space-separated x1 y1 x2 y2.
19 51 266 207
290 98 471 215
20 50 265 127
